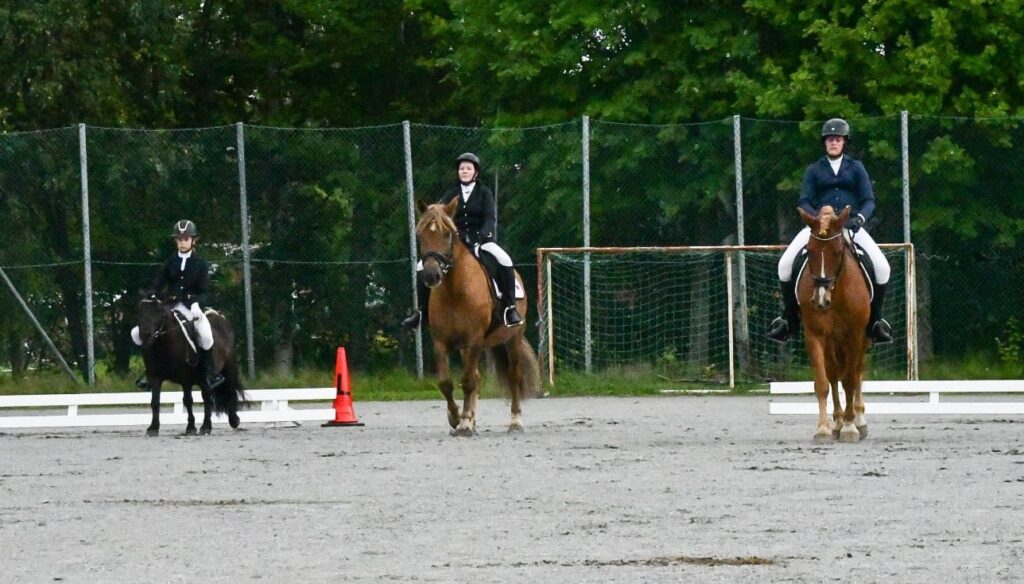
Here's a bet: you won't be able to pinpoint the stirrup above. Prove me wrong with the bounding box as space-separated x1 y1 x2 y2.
869 319 893 345
135 375 149 390
766 317 791 343
401 310 422 330
205 373 225 391
503 306 523 327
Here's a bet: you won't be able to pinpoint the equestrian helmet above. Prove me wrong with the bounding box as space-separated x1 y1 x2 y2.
456 152 481 172
821 118 850 138
170 219 198 238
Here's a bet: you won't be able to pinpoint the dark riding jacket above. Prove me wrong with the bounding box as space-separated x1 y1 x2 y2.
149 253 210 307
798 155 876 221
440 183 497 247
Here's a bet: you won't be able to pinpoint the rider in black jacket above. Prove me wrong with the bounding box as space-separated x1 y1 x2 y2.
132 220 225 390
402 152 524 329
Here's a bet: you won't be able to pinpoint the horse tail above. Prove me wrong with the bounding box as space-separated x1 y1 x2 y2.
490 336 542 401
211 356 247 415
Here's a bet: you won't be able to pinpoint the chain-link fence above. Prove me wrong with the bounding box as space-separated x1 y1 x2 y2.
1 115 1022 386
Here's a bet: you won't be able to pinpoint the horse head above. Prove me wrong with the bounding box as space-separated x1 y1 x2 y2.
415 198 459 288
798 205 852 310
136 293 169 347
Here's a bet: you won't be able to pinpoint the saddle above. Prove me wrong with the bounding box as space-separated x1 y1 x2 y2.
792 235 876 305
461 241 525 333
167 304 219 356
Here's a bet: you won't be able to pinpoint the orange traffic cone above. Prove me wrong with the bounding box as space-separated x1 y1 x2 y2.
322 346 364 427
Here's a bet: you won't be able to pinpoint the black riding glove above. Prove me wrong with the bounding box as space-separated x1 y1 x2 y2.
848 214 865 233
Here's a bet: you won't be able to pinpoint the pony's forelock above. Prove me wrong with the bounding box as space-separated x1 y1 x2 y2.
416 204 457 236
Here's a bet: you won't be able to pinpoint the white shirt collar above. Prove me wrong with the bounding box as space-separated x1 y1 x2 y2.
828 154 843 175
460 182 475 202
177 250 192 270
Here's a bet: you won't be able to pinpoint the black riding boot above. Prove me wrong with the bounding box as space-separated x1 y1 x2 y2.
868 282 894 344
402 280 430 330
497 265 523 327
767 280 799 343
198 347 225 391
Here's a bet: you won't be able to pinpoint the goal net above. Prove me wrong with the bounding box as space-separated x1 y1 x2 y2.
536 245 916 386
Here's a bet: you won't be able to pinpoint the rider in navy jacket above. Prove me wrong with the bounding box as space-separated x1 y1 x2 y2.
768 118 893 345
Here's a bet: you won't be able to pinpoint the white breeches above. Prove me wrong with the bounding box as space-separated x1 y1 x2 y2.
130 302 214 350
778 227 890 284
479 242 513 267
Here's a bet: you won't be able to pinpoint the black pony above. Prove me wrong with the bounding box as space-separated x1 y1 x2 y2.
136 295 245 436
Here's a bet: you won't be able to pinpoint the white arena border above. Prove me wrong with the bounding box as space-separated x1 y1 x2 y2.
770 380 1024 415
0 387 338 429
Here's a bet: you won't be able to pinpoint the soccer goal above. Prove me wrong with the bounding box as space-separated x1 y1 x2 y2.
536 244 917 387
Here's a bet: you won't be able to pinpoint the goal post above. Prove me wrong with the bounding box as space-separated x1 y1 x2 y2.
536 244 917 387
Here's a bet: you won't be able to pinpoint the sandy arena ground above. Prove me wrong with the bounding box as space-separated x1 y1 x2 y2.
1 395 1022 583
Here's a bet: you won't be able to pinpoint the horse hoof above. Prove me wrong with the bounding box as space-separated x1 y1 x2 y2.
228 413 241 429
812 432 834 444
507 423 524 433
199 427 212 436
447 411 460 430
857 425 868 439
184 427 198 436
839 429 861 443
832 429 840 439
146 427 159 437
450 427 476 437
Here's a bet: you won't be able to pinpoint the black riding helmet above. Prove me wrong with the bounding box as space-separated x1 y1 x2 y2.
821 118 850 139
170 219 198 238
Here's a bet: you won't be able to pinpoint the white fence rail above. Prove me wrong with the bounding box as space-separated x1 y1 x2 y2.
770 380 1024 415
0 387 337 429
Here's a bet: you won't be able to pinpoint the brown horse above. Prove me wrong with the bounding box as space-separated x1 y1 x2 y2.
797 205 871 443
415 199 541 435
136 296 245 436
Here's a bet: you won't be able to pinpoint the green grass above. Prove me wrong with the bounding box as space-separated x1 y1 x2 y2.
1 354 1020 399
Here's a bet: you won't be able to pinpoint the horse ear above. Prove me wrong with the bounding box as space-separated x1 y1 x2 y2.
836 205 852 225
444 197 459 217
797 207 816 227
416 199 428 214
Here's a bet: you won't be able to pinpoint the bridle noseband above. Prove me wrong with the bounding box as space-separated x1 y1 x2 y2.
418 223 456 276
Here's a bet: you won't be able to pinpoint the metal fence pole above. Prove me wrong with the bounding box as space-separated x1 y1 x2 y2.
901 111 911 244
403 121 423 379
236 122 256 381
79 123 95 384
731 114 748 387
1 268 81 385
582 115 592 374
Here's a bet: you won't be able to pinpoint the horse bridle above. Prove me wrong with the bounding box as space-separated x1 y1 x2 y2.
808 229 850 291
140 298 170 342
419 230 456 275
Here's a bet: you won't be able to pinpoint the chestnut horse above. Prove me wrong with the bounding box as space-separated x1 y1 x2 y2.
797 205 871 443
415 199 541 435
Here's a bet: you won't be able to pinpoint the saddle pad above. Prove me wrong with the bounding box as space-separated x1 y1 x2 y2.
492 279 526 300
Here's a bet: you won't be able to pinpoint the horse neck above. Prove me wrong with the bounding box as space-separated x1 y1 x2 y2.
442 240 487 296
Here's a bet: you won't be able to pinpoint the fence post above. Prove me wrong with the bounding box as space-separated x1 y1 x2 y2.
732 114 750 383
403 121 423 379
79 123 95 384
582 115 592 374
236 122 256 381
901 111 911 245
